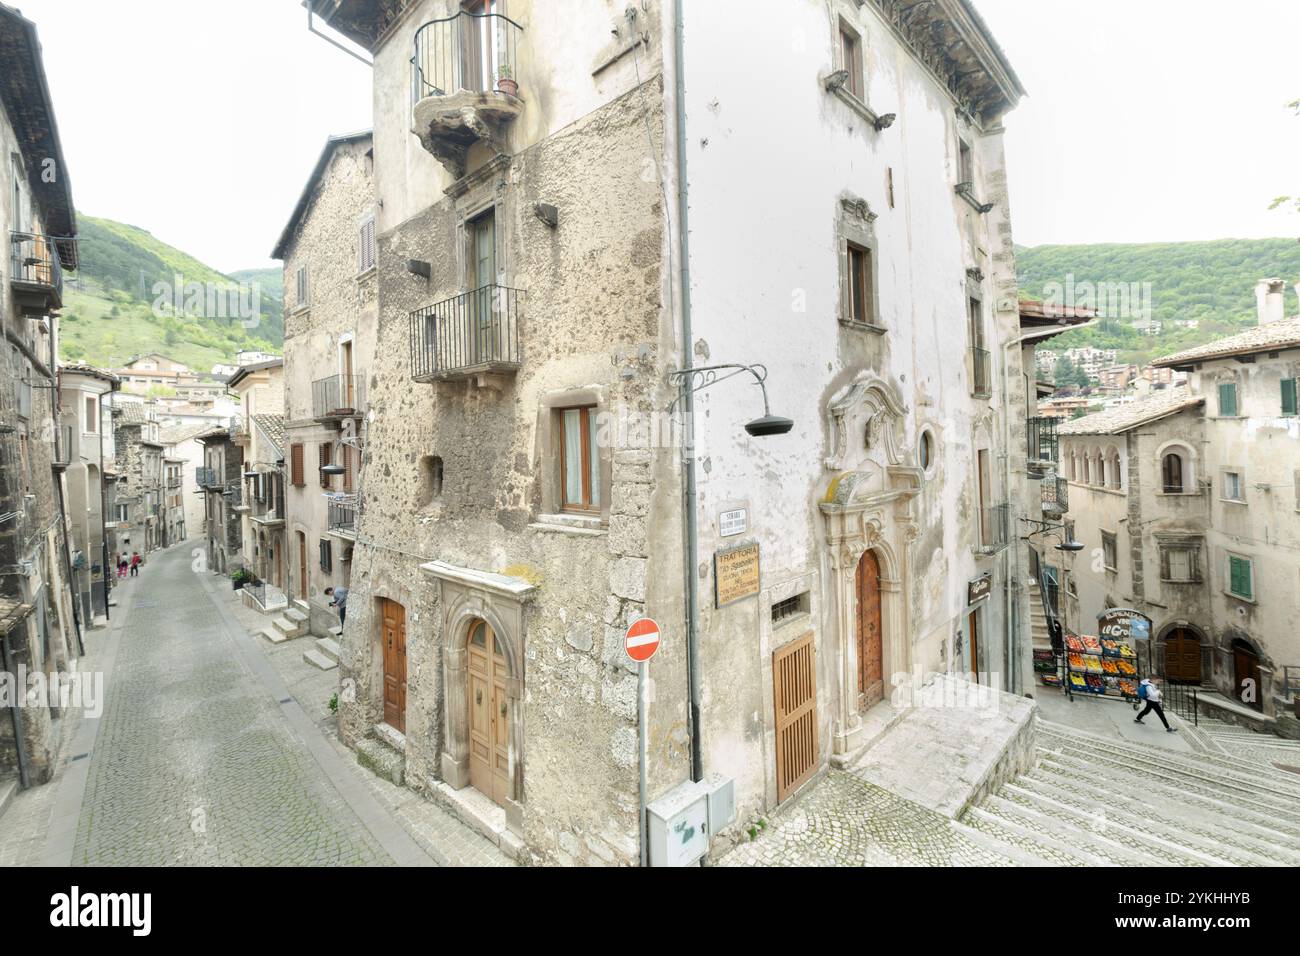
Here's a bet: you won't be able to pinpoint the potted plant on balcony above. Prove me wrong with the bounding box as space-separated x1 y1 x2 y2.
495 64 518 97
231 567 253 591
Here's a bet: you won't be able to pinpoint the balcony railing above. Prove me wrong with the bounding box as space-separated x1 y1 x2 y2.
1041 475 1068 515
327 498 356 536
410 10 523 107
410 284 522 383
971 347 992 396
979 502 1010 553
10 232 65 313
196 466 220 490
1027 416 1059 466
312 374 367 421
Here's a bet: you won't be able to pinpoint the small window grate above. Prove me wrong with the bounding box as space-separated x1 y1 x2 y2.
772 593 809 625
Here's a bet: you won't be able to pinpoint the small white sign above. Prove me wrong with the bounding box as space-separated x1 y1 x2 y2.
719 509 747 538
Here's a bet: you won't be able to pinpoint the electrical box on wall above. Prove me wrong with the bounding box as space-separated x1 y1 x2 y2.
646 774 736 867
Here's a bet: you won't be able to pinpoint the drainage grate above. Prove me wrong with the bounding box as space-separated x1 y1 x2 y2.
278 697 292 704
71 752 89 761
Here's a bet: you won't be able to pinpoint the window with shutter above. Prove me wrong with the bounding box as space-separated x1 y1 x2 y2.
290 443 304 487
1218 382 1237 417
318 443 333 489
319 538 332 572
1228 555 1253 600
343 444 354 493
358 218 376 273
1282 378 1297 416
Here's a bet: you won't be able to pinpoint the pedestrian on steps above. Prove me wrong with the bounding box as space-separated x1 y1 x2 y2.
1135 677 1177 732
130 551 142 577
325 586 348 628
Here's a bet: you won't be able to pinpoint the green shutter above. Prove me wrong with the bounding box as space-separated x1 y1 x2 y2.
1283 378 1297 416
1229 556 1252 600
1219 383 1237 417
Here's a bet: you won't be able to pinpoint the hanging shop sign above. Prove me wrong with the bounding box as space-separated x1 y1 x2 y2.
1097 607 1152 642
967 572 992 605
715 541 761 608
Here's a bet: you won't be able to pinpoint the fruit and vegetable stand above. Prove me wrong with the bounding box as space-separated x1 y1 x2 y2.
1038 607 1152 702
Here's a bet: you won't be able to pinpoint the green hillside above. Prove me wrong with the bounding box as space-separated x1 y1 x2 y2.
229 267 283 305
1016 238 1300 368
58 215 283 371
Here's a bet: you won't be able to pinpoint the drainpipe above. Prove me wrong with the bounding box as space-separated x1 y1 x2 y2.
50 332 83 656
672 0 703 784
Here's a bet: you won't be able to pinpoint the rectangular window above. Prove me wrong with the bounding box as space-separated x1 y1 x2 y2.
319 538 333 573
1218 382 1237 417
969 298 990 395
1228 554 1253 601
295 265 309 309
290 443 305 487
1102 531 1118 571
84 396 97 433
839 23 863 99
1283 378 1297 416
115 504 129 522
1223 471 1244 502
847 242 874 325
958 138 974 184
342 444 355 493
358 217 376 274
771 592 810 625
559 405 600 513
1160 545 1201 583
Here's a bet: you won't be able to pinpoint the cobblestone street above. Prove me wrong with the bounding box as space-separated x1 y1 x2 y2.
0 541 511 867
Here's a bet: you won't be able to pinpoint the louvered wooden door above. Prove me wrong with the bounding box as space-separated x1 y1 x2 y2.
774 632 818 803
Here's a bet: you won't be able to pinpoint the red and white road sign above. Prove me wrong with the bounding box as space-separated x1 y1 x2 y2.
624 618 661 663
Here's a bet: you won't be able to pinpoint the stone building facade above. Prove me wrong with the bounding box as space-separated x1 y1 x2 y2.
313 0 1033 864
226 360 287 594
272 131 376 637
1058 280 1300 731
57 364 120 622
112 401 165 554
0 2 81 787
196 425 244 576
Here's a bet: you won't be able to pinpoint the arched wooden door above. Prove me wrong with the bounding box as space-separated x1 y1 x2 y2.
1232 639 1262 710
1163 627 1201 684
856 550 884 707
379 598 407 733
467 620 511 806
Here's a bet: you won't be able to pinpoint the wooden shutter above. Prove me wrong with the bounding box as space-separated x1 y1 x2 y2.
773 632 818 803
343 444 354 492
319 538 332 572
1229 556 1251 599
290 443 304 487
1283 378 1297 416
1219 383 1237 417
318 443 332 489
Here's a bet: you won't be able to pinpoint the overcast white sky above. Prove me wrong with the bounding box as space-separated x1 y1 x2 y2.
13 0 1300 272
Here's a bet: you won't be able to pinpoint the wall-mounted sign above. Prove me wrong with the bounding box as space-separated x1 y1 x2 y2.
715 542 760 608
719 509 747 538
1097 607 1152 642
967 572 992 605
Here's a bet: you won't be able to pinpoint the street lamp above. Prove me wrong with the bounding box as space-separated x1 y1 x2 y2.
668 363 793 437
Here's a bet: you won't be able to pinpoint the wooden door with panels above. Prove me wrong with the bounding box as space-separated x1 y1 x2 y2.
467 619 511 806
773 632 818 803
1163 628 1201 684
855 550 883 707
297 531 308 601
380 598 407 733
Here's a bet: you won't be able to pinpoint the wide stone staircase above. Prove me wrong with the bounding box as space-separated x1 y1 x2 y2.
958 719 1300 866
1195 715 1300 770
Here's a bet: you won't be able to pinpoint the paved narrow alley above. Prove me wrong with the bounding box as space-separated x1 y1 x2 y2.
0 542 511 867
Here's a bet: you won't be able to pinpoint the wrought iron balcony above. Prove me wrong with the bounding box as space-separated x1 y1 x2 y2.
1027 416 1059 467
251 494 286 527
978 502 1010 553
312 374 367 422
10 232 65 315
410 284 522 384
409 10 524 175
970 347 992 397
327 497 356 538
1041 475 1068 515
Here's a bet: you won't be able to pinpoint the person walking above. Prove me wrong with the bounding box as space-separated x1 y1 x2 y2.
1135 677 1177 732
116 553 128 580
130 551 142 577
324 586 348 628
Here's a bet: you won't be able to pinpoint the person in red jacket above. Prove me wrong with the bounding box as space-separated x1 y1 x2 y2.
130 551 142 577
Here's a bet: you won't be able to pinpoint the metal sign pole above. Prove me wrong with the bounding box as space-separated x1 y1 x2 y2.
638 658 647 867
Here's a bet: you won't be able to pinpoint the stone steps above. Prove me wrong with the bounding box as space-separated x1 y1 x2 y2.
355 735 404 786
963 805 1110 866
1038 721 1300 805
315 637 340 663
255 627 288 645
1016 767 1299 867
302 648 337 671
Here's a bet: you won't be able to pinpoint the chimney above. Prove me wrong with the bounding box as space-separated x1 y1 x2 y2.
1255 278 1286 325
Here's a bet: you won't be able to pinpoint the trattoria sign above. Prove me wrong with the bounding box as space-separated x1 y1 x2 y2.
967 572 992 605
715 542 761 607
1097 607 1152 641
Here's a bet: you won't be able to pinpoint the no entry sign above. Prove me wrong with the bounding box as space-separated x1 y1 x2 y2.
624 618 661 663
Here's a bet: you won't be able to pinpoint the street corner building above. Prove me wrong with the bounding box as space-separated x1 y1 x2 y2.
294 0 1046 865
0 2 85 789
